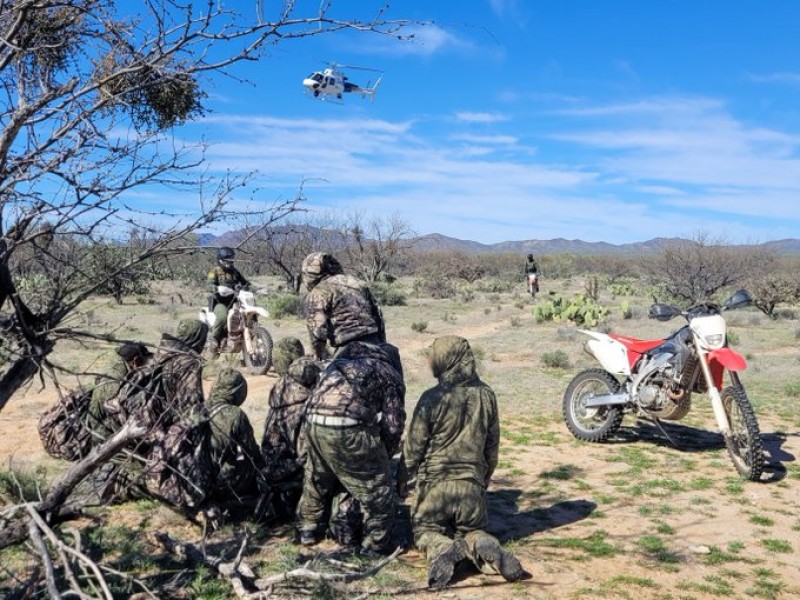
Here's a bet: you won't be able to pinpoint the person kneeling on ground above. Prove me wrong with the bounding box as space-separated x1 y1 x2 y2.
206 368 265 504
261 338 321 514
402 335 529 590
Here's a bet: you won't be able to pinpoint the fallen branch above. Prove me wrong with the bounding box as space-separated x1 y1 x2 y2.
157 532 403 598
28 517 62 600
0 421 146 549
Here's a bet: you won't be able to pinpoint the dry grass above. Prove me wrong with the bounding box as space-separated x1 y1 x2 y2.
2 276 800 599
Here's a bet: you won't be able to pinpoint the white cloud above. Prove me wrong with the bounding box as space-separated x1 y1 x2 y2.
455 111 509 123
744 71 800 85
366 25 470 57
451 133 518 145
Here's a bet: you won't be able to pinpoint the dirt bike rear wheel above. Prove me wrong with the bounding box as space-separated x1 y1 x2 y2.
243 326 273 376
721 385 764 481
563 369 624 442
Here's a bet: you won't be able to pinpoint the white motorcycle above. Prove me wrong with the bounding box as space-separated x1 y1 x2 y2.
199 286 274 375
562 290 764 480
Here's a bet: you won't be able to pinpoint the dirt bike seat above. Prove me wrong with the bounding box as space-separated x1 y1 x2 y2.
610 334 665 355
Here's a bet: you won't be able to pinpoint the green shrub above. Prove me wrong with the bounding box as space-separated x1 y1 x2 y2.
621 299 634 320
459 289 475 303
370 281 407 306
535 293 609 327
266 293 305 319
726 330 741 346
413 277 457 299
785 383 800 398
411 320 429 333
609 282 638 297
541 350 571 369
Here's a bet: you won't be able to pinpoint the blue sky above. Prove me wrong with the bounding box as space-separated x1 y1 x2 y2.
179 0 800 243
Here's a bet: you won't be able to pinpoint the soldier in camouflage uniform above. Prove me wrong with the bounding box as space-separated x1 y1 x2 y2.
206 368 264 502
156 319 208 423
403 336 528 590
207 246 251 353
85 342 153 444
301 252 385 360
297 340 405 554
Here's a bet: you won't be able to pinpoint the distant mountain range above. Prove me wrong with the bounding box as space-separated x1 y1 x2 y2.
199 229 800 255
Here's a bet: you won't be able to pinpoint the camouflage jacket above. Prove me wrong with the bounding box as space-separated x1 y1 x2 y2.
207 402 263 496
305 274 385 358
305 342 405 456
207 266 249 306
85 355 129 441
403 336 499 487
157 340 205 423
261 357 320 483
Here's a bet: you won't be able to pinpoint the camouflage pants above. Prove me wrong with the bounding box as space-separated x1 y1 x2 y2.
297 422 395 552
413 479 503 575
212 304 229 344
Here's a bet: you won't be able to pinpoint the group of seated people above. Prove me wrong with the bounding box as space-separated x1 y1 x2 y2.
39 251 529 590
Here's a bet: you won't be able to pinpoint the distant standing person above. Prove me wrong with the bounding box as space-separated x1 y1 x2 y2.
207 246 251 355
524 254 539 298
301 252 385 360
402 336 529 590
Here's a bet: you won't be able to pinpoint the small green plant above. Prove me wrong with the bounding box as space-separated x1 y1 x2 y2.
458 288 475 303
784 382 800 398
726 330 741 346
266 293 305 319
749 514 774 527
638 535 679 564
620 299 634 319
534 293 609 327
509 316 522 327
540 464 583 480
411 320 429 333
370 282 407 306
541 350 571 369
761 538 792 553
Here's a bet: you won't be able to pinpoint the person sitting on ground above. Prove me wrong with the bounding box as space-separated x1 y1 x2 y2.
85 342 153 444
206 368 264 503
261 339 320 500
402 335 529 590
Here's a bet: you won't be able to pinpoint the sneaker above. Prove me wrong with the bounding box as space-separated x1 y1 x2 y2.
474 537 530 582
298 530 319 547
427 539 467 591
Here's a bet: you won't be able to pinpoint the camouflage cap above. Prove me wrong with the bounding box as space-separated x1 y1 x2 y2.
175 319 209 354
208 367 248 407
430 335 476 387
273 337 305 375
288 356 322 388
301 252 343 290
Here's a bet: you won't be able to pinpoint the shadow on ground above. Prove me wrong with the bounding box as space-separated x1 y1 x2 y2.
760 431 797 482
487 490 597 543
609 419 726 451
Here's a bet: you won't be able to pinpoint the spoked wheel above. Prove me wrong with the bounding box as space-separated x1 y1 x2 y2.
563 369 624 442
721 386 764 481
243 326 273 375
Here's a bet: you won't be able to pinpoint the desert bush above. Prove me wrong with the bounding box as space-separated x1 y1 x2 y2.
541 350 571 369
534 294 609 327
785 383 800 398
411 320 429 333
584 277 600 301
510 316 522 328
621 299 634 320
267 293 305 319
413 277 458 299
750 272 800 319
609 281 638 298
727 330 741 346
474 278 516 294
556 327 578 341
370 281 407 306
459 289 476 303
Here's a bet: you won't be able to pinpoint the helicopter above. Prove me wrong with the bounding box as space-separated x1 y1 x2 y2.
302 63 383 102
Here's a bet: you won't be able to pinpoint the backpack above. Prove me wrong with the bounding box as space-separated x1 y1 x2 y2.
104 362 167 434
38 388 93 461
144 408 219 508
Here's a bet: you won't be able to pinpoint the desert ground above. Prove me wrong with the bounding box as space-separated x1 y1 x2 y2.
1 276 799 599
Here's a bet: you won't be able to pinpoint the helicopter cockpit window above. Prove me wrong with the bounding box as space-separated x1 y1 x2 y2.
308 73 323 82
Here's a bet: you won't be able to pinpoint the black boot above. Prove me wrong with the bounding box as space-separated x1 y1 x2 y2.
473 537 530 582
428 539 467 590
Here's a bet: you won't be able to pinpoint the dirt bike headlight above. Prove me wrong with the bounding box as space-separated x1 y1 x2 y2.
705 334 724 347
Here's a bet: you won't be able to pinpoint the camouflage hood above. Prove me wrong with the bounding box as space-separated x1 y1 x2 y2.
334 341 401 373
287 357 321 389
301 252 343 291
273 337 305 375
430 336 478 389
208 368 248 407
161 319 208 354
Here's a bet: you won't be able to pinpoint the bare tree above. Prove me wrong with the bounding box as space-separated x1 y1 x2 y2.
640 233 776 305
337 212 415 282
750 270 800 319
0 1 420 410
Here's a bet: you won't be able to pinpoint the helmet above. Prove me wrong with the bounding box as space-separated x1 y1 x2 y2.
301 252 343 290
527 254 534 261
217 246 235 270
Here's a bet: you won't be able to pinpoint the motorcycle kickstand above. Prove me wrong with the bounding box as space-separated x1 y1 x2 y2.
649 417 680 449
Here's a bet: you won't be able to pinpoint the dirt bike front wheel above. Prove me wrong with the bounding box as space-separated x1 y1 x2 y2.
243 326 273 375
563 369 624 442
721 385 765 481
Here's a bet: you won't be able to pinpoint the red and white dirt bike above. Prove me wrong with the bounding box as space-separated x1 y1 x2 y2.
562 290 764 480
527 273 540 299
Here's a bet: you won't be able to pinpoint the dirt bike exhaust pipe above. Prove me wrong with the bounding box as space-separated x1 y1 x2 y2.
583 393 630 408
